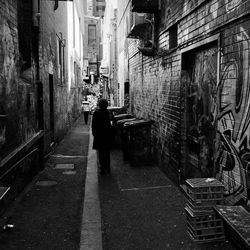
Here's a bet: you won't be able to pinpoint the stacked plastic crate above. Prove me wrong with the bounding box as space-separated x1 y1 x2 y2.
185 178 225 243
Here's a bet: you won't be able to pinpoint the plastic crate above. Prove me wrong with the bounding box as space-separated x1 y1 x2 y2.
186 192 224 208
186 178 224 207
187 227 225 243
186 178 224 196
185 206 223 228
187 197 224 212
185 206 225 243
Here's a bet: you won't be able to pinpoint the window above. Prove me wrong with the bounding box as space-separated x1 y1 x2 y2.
169 24 178 49
57 35 65 85
88 25 96 45
96 6 105 11
18 0 32 74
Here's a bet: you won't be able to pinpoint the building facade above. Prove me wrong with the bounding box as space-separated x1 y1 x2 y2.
93 0 106 18
101 0 118 105
117 0 250 207
0 0 87 209
117 1 131 107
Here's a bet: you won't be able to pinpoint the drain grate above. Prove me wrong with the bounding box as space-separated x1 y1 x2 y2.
54 163 74 170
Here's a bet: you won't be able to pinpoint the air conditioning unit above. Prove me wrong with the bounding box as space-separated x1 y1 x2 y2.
136 14 156 56
127 13 149 39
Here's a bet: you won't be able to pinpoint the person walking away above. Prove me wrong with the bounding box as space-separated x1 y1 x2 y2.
82 97 90 125
92 99 112 175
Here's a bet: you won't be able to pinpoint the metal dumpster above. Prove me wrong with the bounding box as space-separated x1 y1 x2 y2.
123 119 154 166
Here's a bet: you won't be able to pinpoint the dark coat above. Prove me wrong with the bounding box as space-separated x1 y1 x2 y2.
92 108 112 150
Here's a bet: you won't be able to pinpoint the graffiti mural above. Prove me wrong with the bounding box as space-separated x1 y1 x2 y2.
216 26 250 204
183 45 217 178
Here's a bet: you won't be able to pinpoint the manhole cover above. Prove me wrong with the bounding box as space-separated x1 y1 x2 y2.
36 180 58 186
54 164 74 170
63 171 77 175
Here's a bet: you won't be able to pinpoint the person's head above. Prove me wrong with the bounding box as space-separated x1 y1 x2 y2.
98 98 108 110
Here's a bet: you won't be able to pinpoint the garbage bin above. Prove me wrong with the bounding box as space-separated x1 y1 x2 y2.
123 119 154 166
113 114 134 148
107 106 125 116
116 117 138 159
113 114 133 123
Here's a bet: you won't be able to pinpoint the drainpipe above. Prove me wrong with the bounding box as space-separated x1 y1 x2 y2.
33 0 40 80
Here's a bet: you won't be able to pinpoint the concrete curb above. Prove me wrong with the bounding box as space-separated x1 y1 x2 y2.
79 129 102 250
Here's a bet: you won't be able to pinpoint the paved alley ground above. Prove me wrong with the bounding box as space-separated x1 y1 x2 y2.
0 115 89 250
99 149 237 250
0 115 239 250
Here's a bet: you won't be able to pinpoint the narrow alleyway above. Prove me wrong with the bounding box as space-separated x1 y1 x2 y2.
0 115 89 250
0 115 240 250
1 0 250 248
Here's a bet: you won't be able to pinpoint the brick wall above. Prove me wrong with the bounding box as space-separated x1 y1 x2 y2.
127 0 250 205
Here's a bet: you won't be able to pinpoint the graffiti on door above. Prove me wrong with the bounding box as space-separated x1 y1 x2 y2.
216 26 250 204
183 46 217 177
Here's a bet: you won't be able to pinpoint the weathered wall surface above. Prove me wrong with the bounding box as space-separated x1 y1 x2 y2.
40 1 85 151
127 0 250 205
0 0 39 159
0 0 86 166
39 1 56 150
0 0 87 210
117 0 130 106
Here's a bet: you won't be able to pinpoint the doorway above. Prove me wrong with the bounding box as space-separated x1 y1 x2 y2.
182 43 218 178
37 81 44 130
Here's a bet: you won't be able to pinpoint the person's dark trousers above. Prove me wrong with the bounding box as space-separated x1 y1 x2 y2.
83 111 89 124
98 149 110 174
